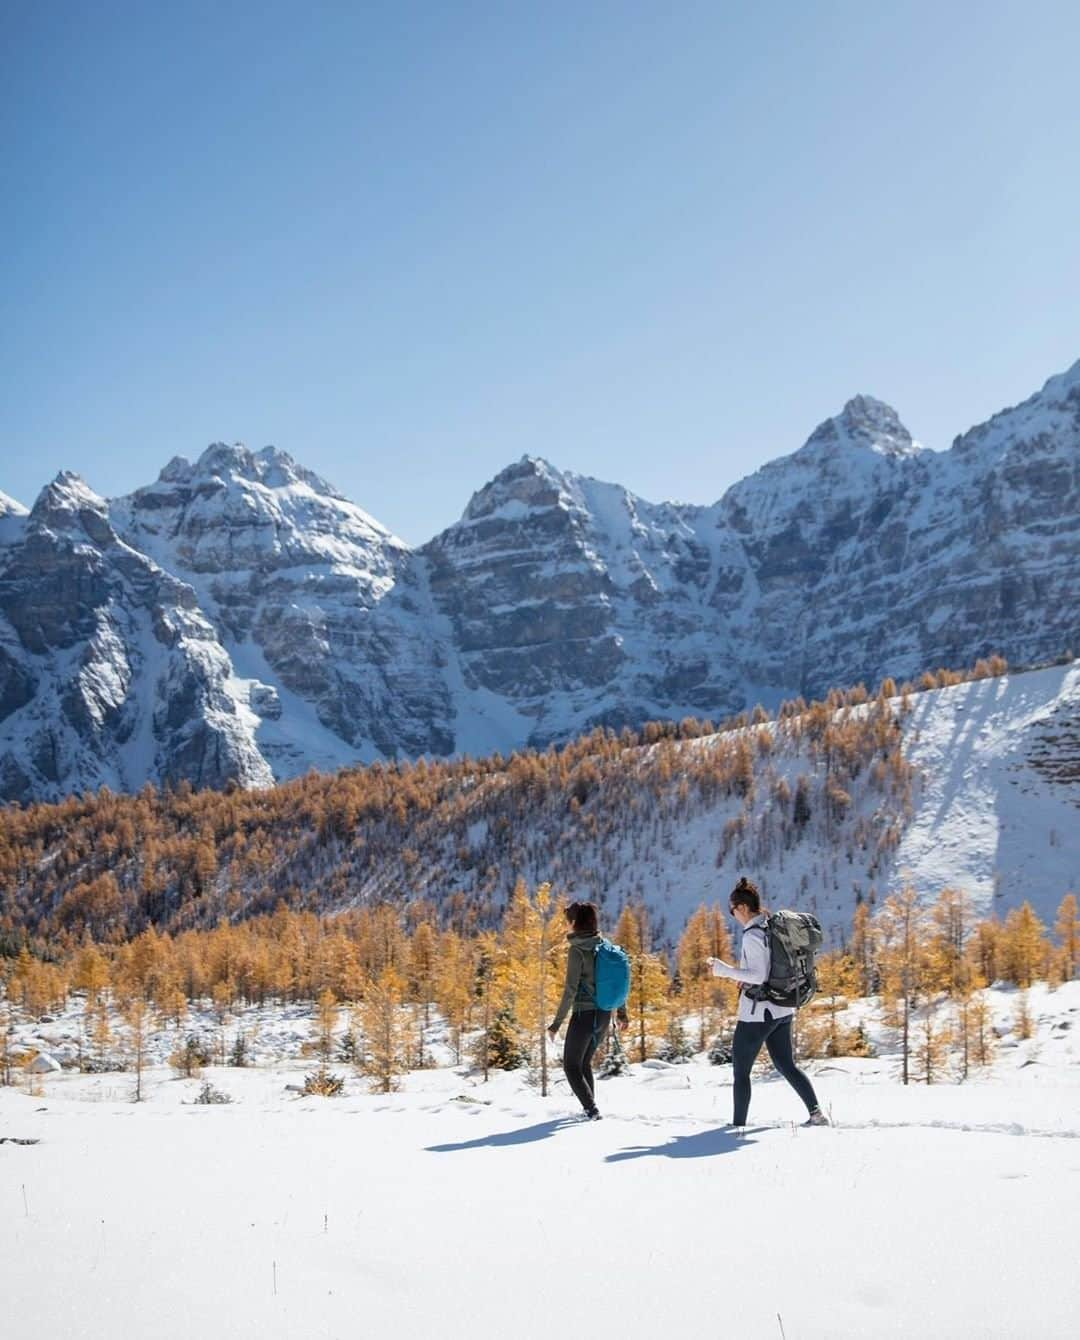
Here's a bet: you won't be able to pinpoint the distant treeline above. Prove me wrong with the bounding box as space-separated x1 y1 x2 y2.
0 655 1019 954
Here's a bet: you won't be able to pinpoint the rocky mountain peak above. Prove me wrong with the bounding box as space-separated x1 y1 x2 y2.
802 395 919 461
196 441 258 476
28 472 115 547
31 470 106 514
151 443 346 504
193 441 346 501
460 455 569 524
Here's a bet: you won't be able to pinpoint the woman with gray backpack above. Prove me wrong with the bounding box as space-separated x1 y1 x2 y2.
547 900 630 1121
708 876 828 1128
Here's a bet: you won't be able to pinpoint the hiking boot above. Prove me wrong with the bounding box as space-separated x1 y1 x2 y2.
585 1107 602 1121
803 1108 829 1127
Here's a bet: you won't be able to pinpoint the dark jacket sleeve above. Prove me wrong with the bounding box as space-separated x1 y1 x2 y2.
550 945 583 1033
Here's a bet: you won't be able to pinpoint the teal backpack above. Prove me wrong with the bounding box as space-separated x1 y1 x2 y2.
593 939 631 1011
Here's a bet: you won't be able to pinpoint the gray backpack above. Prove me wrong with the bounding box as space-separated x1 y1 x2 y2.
744 910 823 1008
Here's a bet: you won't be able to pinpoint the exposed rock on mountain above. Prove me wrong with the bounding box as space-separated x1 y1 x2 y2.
0 473 272 801
111 444 455 771
1 360 1077 801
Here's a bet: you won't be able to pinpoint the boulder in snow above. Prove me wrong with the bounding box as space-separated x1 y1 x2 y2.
27 1053 62 1074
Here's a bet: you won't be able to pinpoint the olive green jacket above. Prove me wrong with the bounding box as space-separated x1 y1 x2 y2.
550 933 602 1033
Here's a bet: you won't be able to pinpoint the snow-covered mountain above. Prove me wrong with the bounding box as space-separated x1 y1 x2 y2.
110 444 454 773
0 473 272 799
1 360 1077 802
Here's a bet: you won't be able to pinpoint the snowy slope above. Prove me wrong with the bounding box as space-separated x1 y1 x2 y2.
0 489 28 547
895 663 1080 908
300 660 1080 938
3 980 1079 1340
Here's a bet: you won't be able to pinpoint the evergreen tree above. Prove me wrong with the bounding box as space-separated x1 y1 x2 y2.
792 775 812 828
597 1026 629 1077
474 931 509 1082
229 1031 251 1067
657 1010 694 1064
476 1005 527 1072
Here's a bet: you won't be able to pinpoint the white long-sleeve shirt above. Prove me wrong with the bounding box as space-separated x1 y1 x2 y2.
709 914 794 1024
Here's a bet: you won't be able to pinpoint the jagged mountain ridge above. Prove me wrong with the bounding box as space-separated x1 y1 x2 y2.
0 360 1077 802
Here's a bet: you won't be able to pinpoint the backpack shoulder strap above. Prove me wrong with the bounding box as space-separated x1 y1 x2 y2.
745 918 769 946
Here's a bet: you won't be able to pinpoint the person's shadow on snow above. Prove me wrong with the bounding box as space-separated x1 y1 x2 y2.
426 1118 578 1152
606 1127 756 1163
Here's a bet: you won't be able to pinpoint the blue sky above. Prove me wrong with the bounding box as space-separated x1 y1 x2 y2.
3 1 1078 543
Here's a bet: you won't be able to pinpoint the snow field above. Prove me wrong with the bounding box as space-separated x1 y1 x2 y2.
3 984 1079 1340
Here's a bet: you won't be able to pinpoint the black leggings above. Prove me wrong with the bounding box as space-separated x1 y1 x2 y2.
562 1010 611 1113
732 1014 819 1126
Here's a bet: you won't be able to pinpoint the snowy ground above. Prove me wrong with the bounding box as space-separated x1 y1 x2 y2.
4 984 1079 1340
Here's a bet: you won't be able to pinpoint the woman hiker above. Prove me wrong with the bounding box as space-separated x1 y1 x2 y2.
707 876 828 1128
547 900 628 1120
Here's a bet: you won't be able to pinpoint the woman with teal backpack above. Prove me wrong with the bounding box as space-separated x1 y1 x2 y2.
547 901 629 1120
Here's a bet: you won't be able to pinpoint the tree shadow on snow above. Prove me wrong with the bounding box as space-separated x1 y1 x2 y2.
426 1118 579 1153
606 1127 757 1163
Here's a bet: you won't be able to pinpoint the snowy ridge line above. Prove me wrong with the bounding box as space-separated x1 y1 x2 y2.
2 355 1079 804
